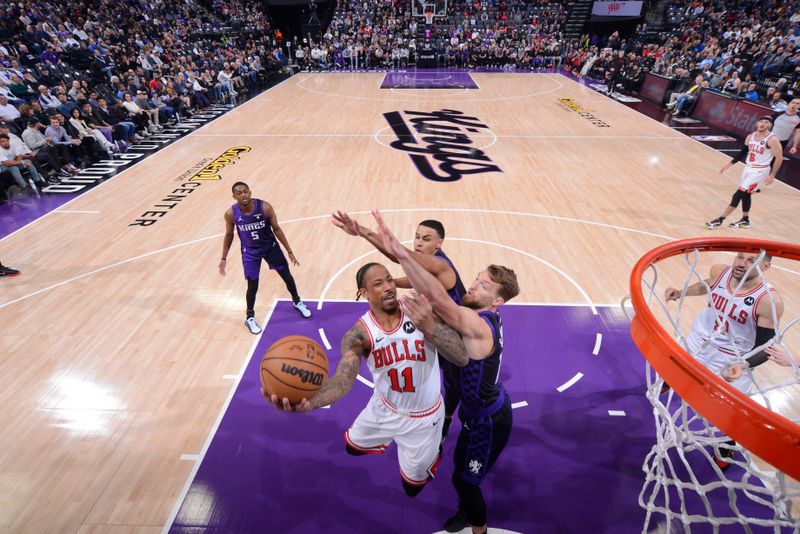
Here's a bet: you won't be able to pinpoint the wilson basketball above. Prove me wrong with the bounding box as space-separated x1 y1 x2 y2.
260 335 329 404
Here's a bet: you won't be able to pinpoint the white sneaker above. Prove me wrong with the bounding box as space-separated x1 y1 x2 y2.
245 317 262 334
293 301 311 318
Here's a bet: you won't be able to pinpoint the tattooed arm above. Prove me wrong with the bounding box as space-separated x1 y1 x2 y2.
308 322 367 409
401 292 469 367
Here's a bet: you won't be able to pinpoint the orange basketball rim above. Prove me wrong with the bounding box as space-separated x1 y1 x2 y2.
629 237 800 479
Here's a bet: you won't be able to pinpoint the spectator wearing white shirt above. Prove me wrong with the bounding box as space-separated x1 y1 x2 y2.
0 94 20 122
121 93 154 133
0 131 46 191
216 65 238 97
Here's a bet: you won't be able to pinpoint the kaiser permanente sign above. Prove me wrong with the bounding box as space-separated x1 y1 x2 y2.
591 1 644 16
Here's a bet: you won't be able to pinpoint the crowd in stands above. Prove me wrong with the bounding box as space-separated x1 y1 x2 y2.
292 0 568 70
564 1 800 115
296 0 799 117
0 0 287 202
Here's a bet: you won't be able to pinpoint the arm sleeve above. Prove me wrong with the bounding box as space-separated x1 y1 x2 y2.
731 144 748 164
745 326 776 368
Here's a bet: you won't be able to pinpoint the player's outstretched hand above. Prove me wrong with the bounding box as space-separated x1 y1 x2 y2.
664 287 681 302
332 210 362 237
719 162 732 175
288 252 300 267
218 259 227 276
722 363 744 382
765 175 775 186
265 389 314 412
372 209 408 260
401 291 436 334
766 345 796 367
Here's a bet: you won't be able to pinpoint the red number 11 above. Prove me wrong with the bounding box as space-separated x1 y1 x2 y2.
388 367 416 393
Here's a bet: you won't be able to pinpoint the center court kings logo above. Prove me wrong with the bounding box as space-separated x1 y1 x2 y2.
377 109 502 182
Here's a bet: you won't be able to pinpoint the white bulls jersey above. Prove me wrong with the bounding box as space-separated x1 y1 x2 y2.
358 309 441 415
685 267 774 357
746 132 775 168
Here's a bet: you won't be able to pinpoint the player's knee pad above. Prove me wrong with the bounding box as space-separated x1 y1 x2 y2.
729 190 745 208
345 443 367 456
742 192 752 212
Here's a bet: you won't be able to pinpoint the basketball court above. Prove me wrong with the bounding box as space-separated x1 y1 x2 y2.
1 72 799 533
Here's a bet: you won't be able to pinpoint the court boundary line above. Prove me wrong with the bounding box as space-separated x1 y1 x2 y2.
0 76 294 245
4 206 800 311
161 299 276 534
316 236 597 314
295 72 565 102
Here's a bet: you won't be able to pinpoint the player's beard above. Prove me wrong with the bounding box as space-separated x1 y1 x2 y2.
462 294 482 310
381 294 398 313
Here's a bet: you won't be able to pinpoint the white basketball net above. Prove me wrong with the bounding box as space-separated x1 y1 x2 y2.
627 247 800 533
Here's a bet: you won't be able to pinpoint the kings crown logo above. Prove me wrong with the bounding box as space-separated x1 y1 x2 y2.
383 109 502 182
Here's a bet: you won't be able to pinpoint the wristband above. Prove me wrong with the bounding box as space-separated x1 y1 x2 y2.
221 258 227 261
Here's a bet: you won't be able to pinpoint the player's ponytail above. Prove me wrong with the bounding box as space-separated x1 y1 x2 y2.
355 262 381 301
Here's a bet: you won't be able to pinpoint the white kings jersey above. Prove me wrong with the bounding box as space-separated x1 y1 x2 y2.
358 309 442 415
746 132 775 168
685 267 775 357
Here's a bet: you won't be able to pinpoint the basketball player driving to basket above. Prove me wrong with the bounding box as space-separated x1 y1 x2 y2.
268 262 469 497
371 210 518 534
332 211 467 442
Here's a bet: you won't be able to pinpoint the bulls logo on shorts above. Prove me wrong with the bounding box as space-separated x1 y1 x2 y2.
403 321 416 334
744 296 755 306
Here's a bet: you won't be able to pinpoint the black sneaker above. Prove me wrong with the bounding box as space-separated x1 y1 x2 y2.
0 266 21 277
444 509 469 533
705 218 723 229
728 219 750 229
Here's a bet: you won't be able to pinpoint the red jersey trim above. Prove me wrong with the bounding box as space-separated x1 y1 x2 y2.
725 270 764 297
710 267 728 290
368 309 405 335
400 467 431 486
752 288 777 321
344 430 388 454
380 394 443 419
358 317 374 351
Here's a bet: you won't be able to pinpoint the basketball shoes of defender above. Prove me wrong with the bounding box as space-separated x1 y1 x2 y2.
293 301 311 318
245 317 262 334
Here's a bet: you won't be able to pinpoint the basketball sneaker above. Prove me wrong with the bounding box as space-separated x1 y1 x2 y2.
728 219 750 229
245 317 262 334
705 218 723 229
443 509 469 533
0 265 20 277
293 301 311 318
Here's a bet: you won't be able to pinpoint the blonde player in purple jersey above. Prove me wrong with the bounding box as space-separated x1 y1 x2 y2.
219 181 311 334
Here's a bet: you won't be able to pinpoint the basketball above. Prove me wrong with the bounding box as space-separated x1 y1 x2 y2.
260 335 329 404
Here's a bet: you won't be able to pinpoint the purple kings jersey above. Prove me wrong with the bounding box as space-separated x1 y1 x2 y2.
232 199 278 255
